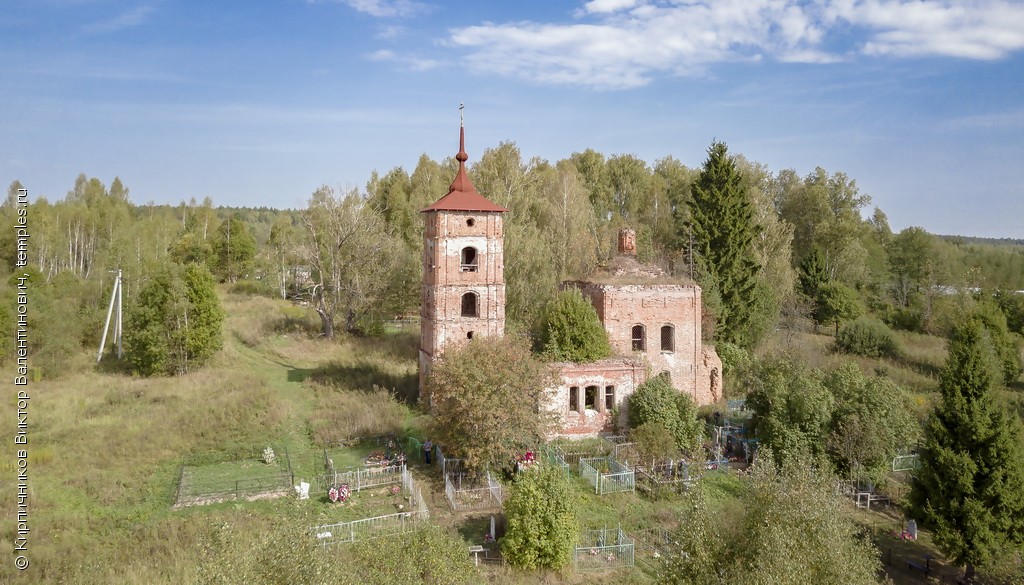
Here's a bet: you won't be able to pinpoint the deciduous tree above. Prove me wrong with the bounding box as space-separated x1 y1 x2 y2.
661 451 882 585
427 336 556 472
747 359 833 467
627 375 704 457
211 214 256 283
298 186 404 338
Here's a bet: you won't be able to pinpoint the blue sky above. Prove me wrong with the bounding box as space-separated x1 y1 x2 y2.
2 0 1023 238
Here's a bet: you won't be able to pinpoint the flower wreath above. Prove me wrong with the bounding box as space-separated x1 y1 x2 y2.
328 484 351 503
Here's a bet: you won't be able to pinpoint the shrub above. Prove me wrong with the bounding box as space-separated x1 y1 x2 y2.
715 341 751 376
835 317 902 358
228 278 275 298
628 375 705 457
124 263 225 376
502 465 578 570
533 287 612 362
881 304 924 332
631 421 680 462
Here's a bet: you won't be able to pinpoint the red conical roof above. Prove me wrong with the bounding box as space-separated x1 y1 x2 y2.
422 123 508 213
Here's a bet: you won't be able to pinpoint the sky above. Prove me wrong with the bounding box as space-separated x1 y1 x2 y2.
2 0 1024 238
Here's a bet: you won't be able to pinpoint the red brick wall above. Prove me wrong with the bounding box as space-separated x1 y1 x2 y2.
420 210 506 399
546 358 646 437
570 282 722 406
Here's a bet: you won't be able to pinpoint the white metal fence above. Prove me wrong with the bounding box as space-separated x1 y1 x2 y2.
575 527 635 571
435 445 464 477
579 457 635 495
314 508 429 545
313 464 429 546
444 470 504 511
314 463 405 491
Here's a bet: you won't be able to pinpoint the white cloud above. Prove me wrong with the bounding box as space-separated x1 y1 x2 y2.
448 0 1024 89
582 0 639 14
81 4 157 34
836 0 1024 59
340 0 429 18
375 24 406 39
367 49 440 71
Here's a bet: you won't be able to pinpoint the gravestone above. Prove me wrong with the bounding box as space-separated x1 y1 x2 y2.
489 515 496 541
907 519 917 540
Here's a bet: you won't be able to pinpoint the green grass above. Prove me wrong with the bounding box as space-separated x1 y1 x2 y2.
0 289 432 583
2 289 1013 584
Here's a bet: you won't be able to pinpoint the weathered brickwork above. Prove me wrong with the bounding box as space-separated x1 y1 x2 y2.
545 358 646 436
419 211 506 396
563 281 721 406
547 230 723 437
417 130 721 437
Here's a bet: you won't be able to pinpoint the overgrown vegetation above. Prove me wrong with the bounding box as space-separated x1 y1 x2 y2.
501 466 578 571
660 451 883 585
2 138 1024 583
124 262 225 376
627 375 704 457
835 316 902 358
533 287 612 362
426 336 556 472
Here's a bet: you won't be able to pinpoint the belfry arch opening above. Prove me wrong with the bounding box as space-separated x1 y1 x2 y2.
460 247 478 272
461 292 479 317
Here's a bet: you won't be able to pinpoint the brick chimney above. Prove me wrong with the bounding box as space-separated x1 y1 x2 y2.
618 228 636 256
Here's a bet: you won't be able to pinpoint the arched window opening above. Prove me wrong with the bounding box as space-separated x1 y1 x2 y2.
460 247 478 272
461 292 478 317
466 218 476 227
604 386 615 411
467 331 474 340
661 324 675 352
631 325 646 352
585 386 598 411
569 387 579 413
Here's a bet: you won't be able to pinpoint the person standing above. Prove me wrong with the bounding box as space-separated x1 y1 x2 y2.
423 439 433 464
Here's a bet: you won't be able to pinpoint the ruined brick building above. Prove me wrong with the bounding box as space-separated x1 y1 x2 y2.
419 123 721 437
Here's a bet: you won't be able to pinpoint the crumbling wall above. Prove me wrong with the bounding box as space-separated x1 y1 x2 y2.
546 358 646 437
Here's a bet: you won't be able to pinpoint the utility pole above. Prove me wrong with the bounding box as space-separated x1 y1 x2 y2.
97 269 123 362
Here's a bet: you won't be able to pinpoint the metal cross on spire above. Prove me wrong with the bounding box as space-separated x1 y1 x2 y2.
459 102 464 127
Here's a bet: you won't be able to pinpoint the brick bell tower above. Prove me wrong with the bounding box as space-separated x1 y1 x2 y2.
419 109 508 400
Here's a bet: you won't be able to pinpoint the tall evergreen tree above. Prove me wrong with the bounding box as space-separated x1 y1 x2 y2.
685 141 765 347
798 246 829 300
910 322 1024 578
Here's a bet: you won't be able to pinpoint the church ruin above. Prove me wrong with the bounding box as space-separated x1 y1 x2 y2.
419 120 721 437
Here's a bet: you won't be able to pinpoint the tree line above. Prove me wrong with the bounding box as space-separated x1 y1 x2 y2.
3 140 1024 373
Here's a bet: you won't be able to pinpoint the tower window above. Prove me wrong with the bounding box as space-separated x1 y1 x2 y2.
460 247 478 272
631 325 646 351
466 218 475 227
585 386 598 411
461 292 478 317
569 386 579 412
467 331 474 339
661 324 675 352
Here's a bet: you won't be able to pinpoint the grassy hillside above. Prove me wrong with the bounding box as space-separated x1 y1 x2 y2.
2 289 1020 583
